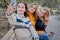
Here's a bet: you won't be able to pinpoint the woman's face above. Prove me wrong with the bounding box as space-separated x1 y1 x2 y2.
17 3 26 14
28 4 37 13
36 8 45 17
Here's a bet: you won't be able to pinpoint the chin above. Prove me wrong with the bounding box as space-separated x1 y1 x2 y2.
20 12 24 14
31 11 34 13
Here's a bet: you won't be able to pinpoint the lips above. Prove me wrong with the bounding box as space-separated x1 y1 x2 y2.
19 10 23 12
31 9 35 12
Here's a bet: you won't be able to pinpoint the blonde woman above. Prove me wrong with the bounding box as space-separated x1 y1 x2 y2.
35 7 49 40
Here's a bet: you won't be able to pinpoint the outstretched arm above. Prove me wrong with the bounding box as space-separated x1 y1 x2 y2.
27 20 39 40
6 14 26 26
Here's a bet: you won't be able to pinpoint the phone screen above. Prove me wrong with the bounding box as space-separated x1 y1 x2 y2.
11 0 17 13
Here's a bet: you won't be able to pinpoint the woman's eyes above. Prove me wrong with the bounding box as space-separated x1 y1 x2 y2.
22 7 24 8
18 6 24 8
18 6 20 8
30 6 33 7
30 6 36 9
33 7 36 9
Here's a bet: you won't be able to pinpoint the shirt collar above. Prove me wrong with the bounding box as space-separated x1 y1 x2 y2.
17 13 25 18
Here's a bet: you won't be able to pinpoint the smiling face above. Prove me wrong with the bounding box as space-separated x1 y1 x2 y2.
17 3 26 14
36 8 45 17
28 4 37 14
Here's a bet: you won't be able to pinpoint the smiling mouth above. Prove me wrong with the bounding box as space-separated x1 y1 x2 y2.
19 10 23 12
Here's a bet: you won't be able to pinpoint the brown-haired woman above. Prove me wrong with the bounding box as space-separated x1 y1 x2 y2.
6 2 39 40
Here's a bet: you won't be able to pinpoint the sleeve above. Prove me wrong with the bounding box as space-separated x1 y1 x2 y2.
25 17 39 39
28 22 39 39
6 13 25 26
30 25 39 39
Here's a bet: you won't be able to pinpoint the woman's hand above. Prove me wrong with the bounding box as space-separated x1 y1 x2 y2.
35 37 39 40
6 4 15 16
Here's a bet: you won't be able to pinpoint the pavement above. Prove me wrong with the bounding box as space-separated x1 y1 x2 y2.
46 16 60 40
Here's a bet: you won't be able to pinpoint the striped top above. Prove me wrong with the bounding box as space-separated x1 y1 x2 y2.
6 13 39 39
14 14 32 27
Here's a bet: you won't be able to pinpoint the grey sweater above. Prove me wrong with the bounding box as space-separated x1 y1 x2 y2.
6 13 39 39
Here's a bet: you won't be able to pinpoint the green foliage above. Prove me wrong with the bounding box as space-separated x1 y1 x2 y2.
0 0 60 9
39 0 58 8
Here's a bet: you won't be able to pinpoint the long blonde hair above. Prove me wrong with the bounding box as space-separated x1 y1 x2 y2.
35 7 49 20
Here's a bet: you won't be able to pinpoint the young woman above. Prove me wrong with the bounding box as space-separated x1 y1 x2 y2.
27 3 39 40
6 2 39 40
35 7 49 40
27 3 37 27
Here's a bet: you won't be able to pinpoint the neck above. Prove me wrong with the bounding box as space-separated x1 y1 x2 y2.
17 13 24 16
28 11 33 15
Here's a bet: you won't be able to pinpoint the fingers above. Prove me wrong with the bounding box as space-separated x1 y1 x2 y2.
7 3 17 10
7 3 14 9
10 3 17 11
6 4 15 15
9 3 15 6
6 3 17 15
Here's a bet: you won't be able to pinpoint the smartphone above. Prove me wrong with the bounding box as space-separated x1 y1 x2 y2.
11 0 17 12
11 0 16 6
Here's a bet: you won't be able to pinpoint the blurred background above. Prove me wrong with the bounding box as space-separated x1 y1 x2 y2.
0 0 60 40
